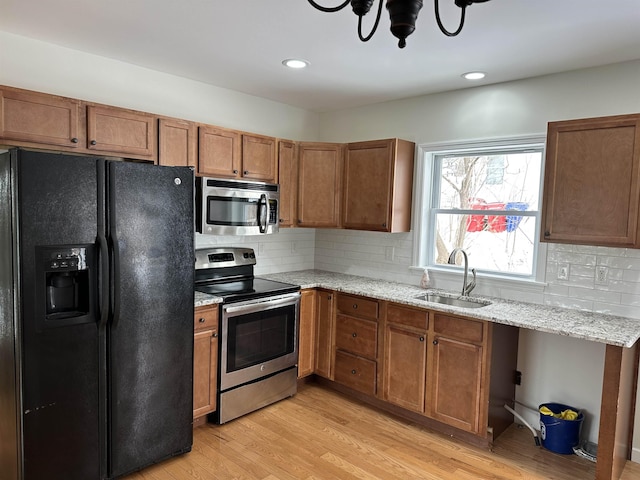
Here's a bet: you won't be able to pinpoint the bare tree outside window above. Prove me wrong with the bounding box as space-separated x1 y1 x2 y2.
431 150 543 276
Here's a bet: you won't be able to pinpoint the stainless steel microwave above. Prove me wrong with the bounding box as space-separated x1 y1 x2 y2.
196 177 279 235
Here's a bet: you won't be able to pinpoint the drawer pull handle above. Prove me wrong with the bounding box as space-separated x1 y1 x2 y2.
419 336 425 342
352 304 358 309
352 332 357 338
351 369 357 375
199 318 206 323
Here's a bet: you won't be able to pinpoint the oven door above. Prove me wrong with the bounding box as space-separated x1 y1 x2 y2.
220 292 300 391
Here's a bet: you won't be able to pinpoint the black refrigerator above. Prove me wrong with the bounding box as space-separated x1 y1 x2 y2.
0 148 195 479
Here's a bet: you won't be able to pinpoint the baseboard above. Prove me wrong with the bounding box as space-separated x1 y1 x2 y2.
632 446 640 464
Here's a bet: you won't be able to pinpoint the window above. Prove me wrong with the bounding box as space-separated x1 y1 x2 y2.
417 138 545 279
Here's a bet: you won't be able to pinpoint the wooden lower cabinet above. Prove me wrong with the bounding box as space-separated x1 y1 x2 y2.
193 305 219 420
383 322 428 413
298 289 317 378
314 289 336 379
334 350 376 396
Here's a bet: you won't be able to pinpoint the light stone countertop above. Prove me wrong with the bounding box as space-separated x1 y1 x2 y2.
252 269 640 348
194 291 223 308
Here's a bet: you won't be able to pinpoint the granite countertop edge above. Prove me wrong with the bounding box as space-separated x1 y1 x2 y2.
196 269 640 348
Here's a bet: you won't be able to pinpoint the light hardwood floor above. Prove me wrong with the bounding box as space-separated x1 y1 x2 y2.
124 383 640 480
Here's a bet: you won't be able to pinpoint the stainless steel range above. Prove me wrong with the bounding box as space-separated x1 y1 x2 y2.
194 247 300 424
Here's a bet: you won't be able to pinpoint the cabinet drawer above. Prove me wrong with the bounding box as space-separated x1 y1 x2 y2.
194 306 219 332
387 304 428 330
433 314 484 344
334 351 376 396
336 294 379 320
335 315 377 359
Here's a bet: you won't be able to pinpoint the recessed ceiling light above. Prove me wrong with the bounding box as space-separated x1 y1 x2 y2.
462 71 486 80
282 59 309 69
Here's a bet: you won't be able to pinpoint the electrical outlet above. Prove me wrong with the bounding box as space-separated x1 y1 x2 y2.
557 263 569 280
596 266 609 285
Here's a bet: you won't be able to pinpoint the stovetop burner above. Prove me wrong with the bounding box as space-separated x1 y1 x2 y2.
194 247 299 303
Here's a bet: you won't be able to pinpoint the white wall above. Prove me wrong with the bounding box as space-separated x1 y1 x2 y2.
316 60 640 451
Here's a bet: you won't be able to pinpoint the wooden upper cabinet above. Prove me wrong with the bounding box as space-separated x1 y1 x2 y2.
197 126 277 183
242 133 277 182
0 87 82 148
158 118 197 167
297 142 343 228
542 114 640 247
198 125 241 177
343 138 415 232
278 140 298 227
86 104 156 160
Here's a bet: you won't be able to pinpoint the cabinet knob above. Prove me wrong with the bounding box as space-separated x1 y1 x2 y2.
71 137 79 143
433 339 438 345
244 170 249 175
419 336 425 342
212 332 218 338
352 332 357 338
544 231 550 237
90 140 97 145
382 223 386 227
352 304 358 309
351 369 357 375
233 169 238 174
199 318 206 323
328 295 332 300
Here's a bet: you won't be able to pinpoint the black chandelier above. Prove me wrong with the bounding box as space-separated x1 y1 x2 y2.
307 0 491 48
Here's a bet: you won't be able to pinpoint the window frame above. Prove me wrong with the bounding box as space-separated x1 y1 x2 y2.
412 135 548 285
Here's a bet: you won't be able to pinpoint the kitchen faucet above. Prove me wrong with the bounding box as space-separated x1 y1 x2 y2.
448 248 476 296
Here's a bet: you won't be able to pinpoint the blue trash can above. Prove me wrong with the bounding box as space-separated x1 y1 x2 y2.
539 403 584 454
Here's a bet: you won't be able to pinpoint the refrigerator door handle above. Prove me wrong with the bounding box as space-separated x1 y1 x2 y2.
98 233 110 327
111 234 121 327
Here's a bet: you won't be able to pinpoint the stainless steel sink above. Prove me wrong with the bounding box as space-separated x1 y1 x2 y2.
415 293 491 309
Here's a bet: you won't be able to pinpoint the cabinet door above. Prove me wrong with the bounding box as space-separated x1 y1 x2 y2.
198 125 241 178
315 290 335 379
242 133 277 183
86 105 156 160
343 139 414 232
158 118 197 167
298 289 317 378
343 140 393 231
383 323 427 413
193 329 218 419
278 140 298 227
542 114 640 247
429 335 483 433
298 142 342 228
0 87 81 148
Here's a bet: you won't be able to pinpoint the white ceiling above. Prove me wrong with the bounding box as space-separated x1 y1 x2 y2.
1 0 640 112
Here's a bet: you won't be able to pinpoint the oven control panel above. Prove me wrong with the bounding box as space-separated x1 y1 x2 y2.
195 247 256 270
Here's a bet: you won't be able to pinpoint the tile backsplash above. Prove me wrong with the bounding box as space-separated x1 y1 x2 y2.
197 227 640 321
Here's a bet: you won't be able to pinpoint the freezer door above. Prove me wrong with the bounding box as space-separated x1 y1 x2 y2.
107 161 194 478
16 150 102 480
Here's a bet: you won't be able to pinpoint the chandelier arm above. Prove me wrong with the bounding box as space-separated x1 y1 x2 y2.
307 0 351 13
434 0 467 37
357 0 384 42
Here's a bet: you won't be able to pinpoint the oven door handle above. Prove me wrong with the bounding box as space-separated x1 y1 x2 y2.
257 193 268 233
224 293 300 315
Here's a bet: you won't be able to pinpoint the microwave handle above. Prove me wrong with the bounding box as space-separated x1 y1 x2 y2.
258 193 268 233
